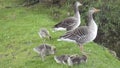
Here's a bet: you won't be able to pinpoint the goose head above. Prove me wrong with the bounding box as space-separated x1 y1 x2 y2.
75 1 82 7
89 7 100 14
50 46 56 54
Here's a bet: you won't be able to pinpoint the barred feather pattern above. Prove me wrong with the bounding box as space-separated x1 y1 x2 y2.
60 26 96 45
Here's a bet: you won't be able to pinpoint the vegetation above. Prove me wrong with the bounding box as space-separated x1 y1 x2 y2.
0 0 120 68
37 0 120 58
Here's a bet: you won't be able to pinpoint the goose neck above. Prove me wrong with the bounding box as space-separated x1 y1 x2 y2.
87 12 98 31
74 5 80 18
87 12 94 26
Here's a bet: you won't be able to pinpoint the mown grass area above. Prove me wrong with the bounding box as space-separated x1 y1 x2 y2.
0 1 120 68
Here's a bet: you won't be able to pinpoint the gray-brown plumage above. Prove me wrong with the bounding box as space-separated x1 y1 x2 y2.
38 28 51 39
67 55 87 66
54 54 70 64
33 44 56 61
58 7 100 53
53 1 82 31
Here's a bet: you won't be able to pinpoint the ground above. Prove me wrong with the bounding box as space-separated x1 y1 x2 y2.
0 1 120 68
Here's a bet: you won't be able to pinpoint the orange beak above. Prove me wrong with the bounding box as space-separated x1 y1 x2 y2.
94 8 100 12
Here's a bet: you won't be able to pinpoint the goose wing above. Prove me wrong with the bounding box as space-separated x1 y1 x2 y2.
60 26 89 42
54 17 77 30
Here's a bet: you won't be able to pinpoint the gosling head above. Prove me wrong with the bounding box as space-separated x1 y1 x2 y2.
80 55 87 62
38 28 51 39
49 46 56 54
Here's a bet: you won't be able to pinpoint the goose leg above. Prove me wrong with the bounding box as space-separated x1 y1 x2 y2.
79 45 84 53
80 45 89 55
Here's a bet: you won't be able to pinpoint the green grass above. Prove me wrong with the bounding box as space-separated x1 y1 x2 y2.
0 1 120 68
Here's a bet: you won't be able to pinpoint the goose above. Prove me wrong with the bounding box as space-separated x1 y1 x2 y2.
53 1 82 31
54 54 70 64
38 28 51 39
54 54 79 64
57 7 100 53
33 44 56 61
67 55 87 66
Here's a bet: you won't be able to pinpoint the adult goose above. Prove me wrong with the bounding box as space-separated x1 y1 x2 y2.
58 7 100 53
53 1 82 31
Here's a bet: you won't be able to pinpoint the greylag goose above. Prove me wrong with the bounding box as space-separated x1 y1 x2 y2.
54 54 70 64
57 7 100 53
38 28 51 39
33 44 56 61
67 55 87 66
53 1 82 31
54 54 79 64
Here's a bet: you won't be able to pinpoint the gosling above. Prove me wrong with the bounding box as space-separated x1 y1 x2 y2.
33 44 56 61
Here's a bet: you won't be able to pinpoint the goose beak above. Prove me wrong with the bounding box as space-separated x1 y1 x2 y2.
94 9 100 12
80 4 83 6
76 1 82 6
79 2 82 6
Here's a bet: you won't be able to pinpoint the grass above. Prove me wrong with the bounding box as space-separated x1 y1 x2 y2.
0 1 120 68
